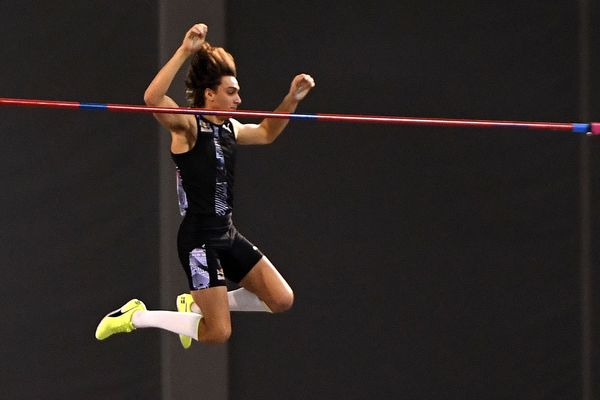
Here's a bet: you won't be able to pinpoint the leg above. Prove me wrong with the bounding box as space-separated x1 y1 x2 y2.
240 256 294 313
96 299 203 342
171 254 291 348
191 286 231 344
114 238 231 346
183 241 231 344
95 290 231 345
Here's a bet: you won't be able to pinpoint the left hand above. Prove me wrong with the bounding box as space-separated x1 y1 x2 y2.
289 74 316 101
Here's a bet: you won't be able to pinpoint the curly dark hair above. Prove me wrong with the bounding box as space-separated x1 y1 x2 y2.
185 43 237 107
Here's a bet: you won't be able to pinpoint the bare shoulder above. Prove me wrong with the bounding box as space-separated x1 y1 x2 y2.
170 115 198 154
148 95 196 134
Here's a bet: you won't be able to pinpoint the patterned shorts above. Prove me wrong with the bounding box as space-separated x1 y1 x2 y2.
177 215 263 291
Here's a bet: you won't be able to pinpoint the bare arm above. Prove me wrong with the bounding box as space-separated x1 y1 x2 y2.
235 74 316 145
143 23 208 134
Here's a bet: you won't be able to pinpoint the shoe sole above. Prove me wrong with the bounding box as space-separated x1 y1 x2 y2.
176 295 193 349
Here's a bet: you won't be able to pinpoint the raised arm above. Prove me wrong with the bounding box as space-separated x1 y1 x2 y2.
235 74 316 145
143 23 208 134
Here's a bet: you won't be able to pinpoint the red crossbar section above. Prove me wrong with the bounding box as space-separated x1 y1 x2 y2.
0 97 594 134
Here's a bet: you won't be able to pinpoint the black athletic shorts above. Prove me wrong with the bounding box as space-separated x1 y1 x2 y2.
177 213 263 291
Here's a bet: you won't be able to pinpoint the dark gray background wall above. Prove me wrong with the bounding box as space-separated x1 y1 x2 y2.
0 1 161 399
227 1 597 400
1 1 599 400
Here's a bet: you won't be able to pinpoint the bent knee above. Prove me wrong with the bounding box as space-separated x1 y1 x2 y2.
267 290 294 313
199 323 232 344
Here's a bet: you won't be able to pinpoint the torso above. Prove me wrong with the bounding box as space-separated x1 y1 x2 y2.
171 115 238 217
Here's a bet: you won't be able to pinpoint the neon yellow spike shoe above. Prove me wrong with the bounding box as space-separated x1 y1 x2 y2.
176 293 194 349
95 299 146 341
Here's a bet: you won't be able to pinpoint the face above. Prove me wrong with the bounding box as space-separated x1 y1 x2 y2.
205 76 242 110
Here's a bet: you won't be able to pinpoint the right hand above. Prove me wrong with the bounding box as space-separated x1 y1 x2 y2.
181 23 208 54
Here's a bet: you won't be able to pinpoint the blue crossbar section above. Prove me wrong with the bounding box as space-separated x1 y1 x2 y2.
80 102 108 110
572 123 590 134
289 113 317 120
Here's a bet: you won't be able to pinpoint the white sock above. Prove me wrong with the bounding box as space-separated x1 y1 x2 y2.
189 288 271 313
131 310 201 340
228 288 272 312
